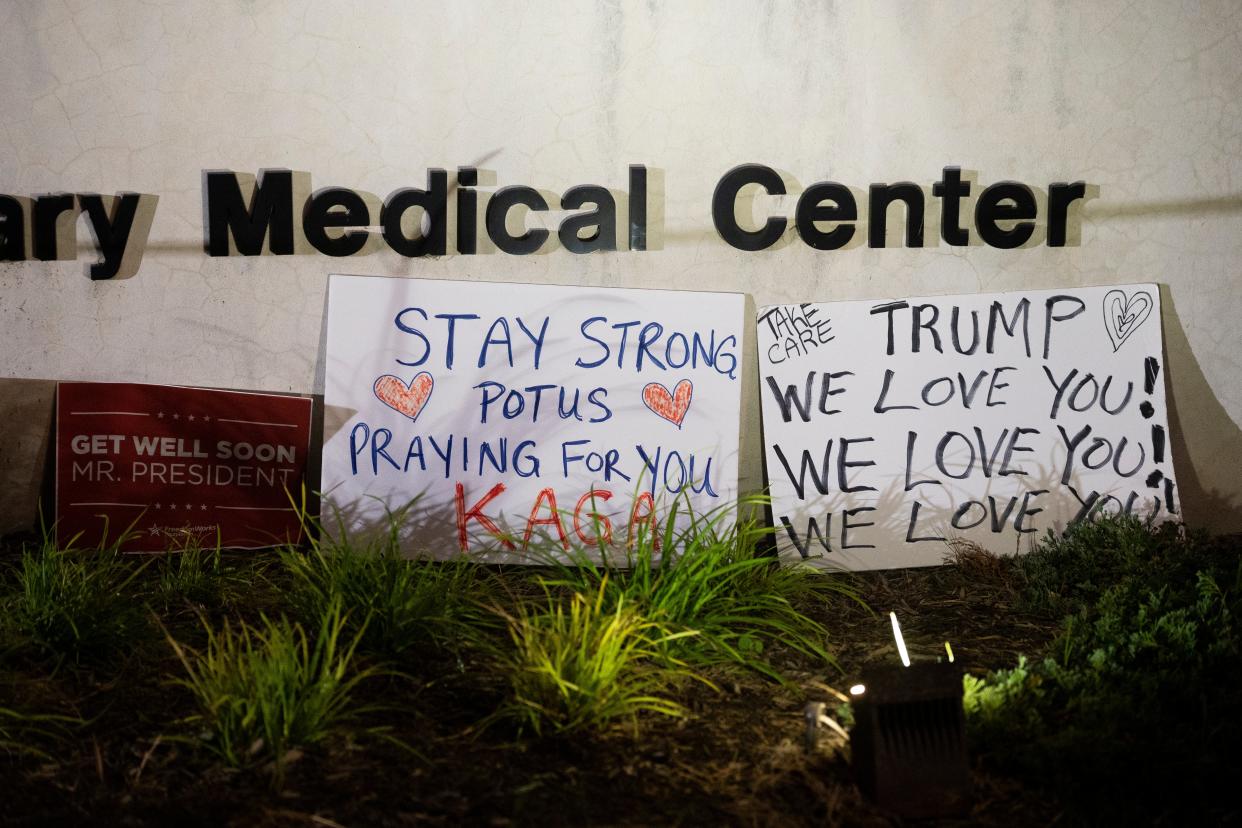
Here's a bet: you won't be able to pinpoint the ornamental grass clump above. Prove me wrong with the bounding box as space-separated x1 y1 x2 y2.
155 534 249 612
494 578 703 736
279 520 495 661
3 533 148 664
167 600 379 781
541 495 858 679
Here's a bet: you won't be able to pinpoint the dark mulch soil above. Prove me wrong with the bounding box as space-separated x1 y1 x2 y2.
1 538 1070 827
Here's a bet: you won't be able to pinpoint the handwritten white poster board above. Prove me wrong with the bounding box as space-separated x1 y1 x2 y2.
758 284 1178 570
323 275 744 561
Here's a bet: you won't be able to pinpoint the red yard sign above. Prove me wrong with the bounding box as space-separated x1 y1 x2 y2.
56 383 313 551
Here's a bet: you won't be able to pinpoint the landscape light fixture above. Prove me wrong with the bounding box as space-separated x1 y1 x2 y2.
849 616 970 817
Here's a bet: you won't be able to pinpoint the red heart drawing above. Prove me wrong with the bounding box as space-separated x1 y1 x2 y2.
642 379 693 428
373 372 434 422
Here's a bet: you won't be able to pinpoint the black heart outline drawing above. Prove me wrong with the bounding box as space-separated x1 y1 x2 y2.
1102 289 1153 352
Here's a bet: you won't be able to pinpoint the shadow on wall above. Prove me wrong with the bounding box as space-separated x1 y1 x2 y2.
1 193 158 280
1160 285 1242 533
0 379 56 536
1085 195 1242 219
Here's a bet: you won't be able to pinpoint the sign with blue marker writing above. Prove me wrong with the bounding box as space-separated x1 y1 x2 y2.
322 274 744 561
758 283 1178 570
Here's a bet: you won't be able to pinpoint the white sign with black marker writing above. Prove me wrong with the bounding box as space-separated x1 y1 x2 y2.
757 283 1178 570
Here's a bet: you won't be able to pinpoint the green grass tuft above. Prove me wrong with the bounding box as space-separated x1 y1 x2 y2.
3 535 148 664
155 534 249 612
279 527 496 661
492 578 703 736
0 704 83 760
537 496 858 680
166 599 380 782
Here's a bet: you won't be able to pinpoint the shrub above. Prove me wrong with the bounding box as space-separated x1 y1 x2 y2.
167 600 379 782
1016 514 1204 613
964 516 1242 821
494 579 702 736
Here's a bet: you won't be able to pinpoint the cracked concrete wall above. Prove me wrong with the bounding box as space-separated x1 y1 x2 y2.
2 1 1240 536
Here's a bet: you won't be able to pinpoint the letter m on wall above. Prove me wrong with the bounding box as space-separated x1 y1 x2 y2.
205 169 294 256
